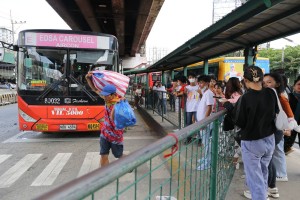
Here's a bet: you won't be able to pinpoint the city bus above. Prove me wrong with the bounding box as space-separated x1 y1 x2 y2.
172 57 270 81
15 29 119 132
128 72 161 88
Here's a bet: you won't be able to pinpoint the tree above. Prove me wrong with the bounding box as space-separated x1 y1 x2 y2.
258 45 300 83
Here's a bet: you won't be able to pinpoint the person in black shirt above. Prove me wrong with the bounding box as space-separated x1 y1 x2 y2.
224 66 277 200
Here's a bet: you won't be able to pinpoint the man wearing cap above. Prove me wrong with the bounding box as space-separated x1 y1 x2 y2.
85 72 124 167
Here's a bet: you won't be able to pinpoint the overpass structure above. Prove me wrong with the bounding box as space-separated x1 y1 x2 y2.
46 0 165 58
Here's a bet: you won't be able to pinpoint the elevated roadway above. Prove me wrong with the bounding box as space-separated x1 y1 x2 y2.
46 0 165 57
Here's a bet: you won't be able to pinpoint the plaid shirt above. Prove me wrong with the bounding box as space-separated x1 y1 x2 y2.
100 104 124 144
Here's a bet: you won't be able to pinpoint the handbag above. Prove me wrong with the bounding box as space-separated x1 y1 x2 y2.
92 70 130 97
271 88 289 130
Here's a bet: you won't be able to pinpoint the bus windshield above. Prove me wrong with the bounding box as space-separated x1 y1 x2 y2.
18 47 116 95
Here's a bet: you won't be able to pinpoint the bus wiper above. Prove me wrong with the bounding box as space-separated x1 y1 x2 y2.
69 74 97 102
36 75 66 101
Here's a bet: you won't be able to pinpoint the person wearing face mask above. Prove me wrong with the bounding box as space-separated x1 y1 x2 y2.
184 73 200 144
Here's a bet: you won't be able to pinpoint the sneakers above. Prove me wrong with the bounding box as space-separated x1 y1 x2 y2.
276 176 288 182
243 190 252 199
268 187 279 198
243 190 270 200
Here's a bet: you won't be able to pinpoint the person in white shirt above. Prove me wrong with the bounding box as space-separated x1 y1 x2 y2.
196 75 215 170
184 73 200 144
154 81 167 115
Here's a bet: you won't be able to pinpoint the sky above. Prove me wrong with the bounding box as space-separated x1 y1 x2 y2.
0 0 299 52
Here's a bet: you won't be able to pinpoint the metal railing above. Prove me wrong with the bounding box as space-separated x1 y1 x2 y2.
35 107 236 200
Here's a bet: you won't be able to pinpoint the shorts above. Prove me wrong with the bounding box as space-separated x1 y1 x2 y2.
100 137 123 158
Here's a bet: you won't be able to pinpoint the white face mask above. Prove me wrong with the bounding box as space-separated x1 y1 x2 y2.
177 82 181 86
189 78 195 83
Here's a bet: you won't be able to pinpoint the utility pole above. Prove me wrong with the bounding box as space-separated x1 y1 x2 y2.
10 10 26 43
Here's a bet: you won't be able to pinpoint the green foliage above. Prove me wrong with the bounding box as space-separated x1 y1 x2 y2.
258 45 300 82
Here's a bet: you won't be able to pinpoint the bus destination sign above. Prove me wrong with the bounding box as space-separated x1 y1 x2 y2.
24 32 110 49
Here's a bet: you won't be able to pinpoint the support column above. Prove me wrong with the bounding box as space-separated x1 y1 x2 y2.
134 74 137 83
244 46 257 70
171 70 175 80
204 59 209 75
162 71 165 85
146 72 149 88
184 66 187 77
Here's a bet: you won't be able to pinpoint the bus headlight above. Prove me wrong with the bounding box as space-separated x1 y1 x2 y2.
19 109 37 122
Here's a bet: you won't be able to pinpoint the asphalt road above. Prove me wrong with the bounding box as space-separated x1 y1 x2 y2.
0 104 160 200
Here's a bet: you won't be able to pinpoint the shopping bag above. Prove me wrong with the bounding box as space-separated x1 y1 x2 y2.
92 70 130 97
114 99 137 129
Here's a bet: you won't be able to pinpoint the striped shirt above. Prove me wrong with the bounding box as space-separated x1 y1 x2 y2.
100 104 124 144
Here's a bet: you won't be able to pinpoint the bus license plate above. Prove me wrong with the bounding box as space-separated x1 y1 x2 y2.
60 124 76 130
88 123 100 130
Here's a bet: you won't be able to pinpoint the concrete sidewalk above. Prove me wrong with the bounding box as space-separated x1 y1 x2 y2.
226 145 300 200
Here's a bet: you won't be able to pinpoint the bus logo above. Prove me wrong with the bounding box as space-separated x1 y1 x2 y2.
64 98 71 104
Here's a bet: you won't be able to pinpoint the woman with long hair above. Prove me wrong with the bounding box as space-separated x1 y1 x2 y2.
224 77 243 103
224 66 277 200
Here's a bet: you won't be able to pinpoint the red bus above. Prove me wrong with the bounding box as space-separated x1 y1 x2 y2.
15 29 119 132
128 72 161 88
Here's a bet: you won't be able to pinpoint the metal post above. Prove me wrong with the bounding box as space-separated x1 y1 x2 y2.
209 119 219 200
204 59 209 75
171 70 175 80
183 66 187 77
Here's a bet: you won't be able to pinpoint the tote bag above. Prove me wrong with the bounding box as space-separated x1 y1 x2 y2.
271 88 289 130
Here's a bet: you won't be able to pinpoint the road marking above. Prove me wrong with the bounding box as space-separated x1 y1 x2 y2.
31 153 72 186
0 154 11 165
3 131 158 143
0 154 42 188
77 152 99 178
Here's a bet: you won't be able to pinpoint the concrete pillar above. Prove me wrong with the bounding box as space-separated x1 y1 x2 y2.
204 59 209 75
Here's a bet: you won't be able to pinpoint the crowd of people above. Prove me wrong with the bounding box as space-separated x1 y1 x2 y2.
142 66 300 200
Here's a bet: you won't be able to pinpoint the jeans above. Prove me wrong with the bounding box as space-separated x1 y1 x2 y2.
185 112 197 142
268 157 276 188
158 98 167 114
272 138 287 178
199 123 213 164
186 112 196 126
241 134 275 200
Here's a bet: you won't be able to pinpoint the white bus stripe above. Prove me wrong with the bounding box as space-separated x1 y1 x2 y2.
0 155 11 165
0 154 42 188
77 152 99 178
31 153 72 186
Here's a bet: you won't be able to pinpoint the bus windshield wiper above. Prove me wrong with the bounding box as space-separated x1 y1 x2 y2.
69 74 97 102
36 75 66 101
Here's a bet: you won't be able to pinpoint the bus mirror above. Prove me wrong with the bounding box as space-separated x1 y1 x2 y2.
13 45 19 51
